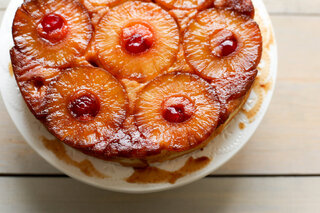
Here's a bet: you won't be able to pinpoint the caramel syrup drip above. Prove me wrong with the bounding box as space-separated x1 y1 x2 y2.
241 12 275 123
41 137 108 178
260 81 273 93
238 122 246 130
242 80 264 123
9 63 13 77
126 156 211 184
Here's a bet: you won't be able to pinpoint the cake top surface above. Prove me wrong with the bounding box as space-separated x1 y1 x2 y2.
10 0 262 165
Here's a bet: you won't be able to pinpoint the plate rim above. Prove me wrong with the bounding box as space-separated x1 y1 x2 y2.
0 0 278 193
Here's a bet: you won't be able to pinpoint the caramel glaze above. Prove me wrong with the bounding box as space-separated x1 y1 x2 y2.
261 81 272 93
241 11 275 123
8 63 13 77
41 136 108 178
239 122 246 130
126 156 210 184
214 0 255 18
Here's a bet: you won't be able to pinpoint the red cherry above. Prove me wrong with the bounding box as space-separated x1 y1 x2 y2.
210 29 238 57
220 37 238 57
122 23 154 54
124 34 153 54
37 13 68 43
68 91 100 122
41 13 65 33
163 105 188 123
162 96 194 123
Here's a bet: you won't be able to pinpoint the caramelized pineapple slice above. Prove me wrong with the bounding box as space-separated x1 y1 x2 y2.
81 115 160 161
211 68 257 103
45 67 128 148
214 0 255 18
95 1 179 82
183 8 262 80
10 48 60 119
12 0 92 67
156 0 213 10
169 9 198 33
211 69 257 124
81 0 121 13
81 0 152 13
134 73 220 151
81 0 153 26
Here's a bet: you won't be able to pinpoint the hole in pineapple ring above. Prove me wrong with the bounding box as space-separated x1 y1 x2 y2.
28 76 45 93
209 29 238 58
37 13 68 44
68 90 100 122
121 22 154 55
161 96 195 123
31 76 45 89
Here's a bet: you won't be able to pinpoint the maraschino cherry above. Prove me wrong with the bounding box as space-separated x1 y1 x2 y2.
68 91 100 122
122 23 154 54
38 13 68 43
162 96 194 123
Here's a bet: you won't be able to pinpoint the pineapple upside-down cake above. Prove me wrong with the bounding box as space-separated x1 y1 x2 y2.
11 0 262 166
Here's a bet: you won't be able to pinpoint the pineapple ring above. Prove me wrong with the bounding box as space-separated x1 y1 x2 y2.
45 67 128 148
80 0 120 16
134 73 220 151
214 0 255 18
80 0 152 26
87 116 161 159
211 68 257 103
12 0 92 67
81 0 121 10
155 0 213 10
183 8 262 80
10 48 60 119
95 1 179 82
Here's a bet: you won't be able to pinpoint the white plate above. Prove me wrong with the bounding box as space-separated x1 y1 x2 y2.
0 0 277 193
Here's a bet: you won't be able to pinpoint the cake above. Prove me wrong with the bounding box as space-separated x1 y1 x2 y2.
10 0 262 167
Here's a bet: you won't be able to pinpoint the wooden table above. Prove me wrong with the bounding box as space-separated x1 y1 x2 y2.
1 0 320 212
